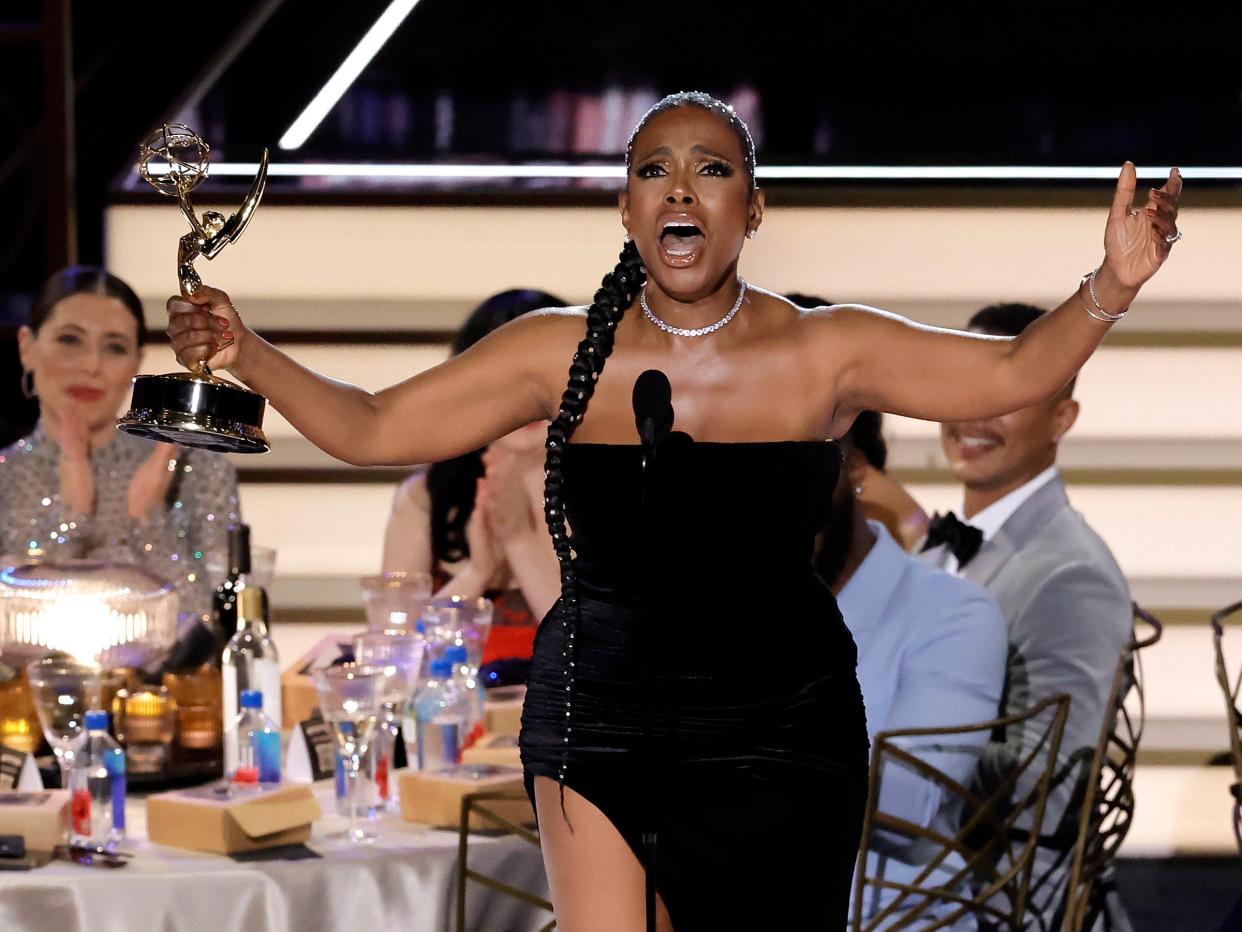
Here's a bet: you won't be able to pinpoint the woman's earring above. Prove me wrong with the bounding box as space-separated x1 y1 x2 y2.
853 481 865 497
624 233 632 243
20 369 36 399
746 229 757 239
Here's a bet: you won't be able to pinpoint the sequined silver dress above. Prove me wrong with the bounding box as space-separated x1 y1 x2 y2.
0 423 241 616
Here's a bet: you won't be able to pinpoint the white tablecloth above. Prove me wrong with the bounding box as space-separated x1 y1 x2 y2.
0 782 551 932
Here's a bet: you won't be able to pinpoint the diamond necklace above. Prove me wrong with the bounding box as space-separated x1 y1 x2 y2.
640 278 747 338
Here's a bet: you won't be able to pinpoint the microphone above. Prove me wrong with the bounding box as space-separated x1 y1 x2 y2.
632 369 674 454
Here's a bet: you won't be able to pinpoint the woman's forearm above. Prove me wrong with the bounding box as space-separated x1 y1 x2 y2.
232 335 386 466
434 563 490 600
500 529 560 620
1004 264 1140 403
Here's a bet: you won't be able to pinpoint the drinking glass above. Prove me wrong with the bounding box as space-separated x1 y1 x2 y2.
360 572 433 631
314 663 391 843
421 595 492 676
26 656 101 788
354 630 425 811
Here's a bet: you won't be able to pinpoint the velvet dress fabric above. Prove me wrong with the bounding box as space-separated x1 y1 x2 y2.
520 437 870 929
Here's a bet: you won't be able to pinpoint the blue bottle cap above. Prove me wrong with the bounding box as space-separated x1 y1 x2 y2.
85 709 108 730
445 644 468 665
240 689 263 709
429 657 453 678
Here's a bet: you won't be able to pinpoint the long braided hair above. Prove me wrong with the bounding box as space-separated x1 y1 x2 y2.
539 91 758 799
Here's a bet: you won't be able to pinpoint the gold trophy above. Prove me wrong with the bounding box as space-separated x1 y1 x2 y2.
117 124 271 453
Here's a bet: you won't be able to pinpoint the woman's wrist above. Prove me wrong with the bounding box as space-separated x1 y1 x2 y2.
229 326 263 383
436 563 489 599
1089 262 1141 318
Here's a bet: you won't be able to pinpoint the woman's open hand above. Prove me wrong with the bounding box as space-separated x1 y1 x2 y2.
43 404 94 516
1104 162 1183 289
166 285 248 372
127 442 178 523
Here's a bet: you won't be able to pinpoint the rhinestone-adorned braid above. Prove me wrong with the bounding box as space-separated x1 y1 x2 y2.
543 240 645 810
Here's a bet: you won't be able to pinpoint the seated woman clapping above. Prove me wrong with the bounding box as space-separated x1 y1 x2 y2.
1 267 240 616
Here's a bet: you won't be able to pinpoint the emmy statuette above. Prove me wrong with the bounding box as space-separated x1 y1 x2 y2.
116 124 271 454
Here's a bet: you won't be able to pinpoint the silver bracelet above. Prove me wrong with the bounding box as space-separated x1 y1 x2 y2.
1080 267 1128 323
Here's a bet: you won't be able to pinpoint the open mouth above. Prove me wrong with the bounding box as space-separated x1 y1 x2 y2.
657 220 706 266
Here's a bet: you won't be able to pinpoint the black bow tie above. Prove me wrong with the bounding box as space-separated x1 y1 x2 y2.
921 511 984 567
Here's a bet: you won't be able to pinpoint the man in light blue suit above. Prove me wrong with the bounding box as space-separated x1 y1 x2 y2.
817 410 1008 928
921 303 1133 929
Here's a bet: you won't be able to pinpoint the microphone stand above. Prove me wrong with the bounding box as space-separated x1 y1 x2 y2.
633 370 672 932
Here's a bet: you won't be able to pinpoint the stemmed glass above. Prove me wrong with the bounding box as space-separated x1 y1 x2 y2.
360 572 433 631
354 630 424 812
314 663 391 843
25 656 101 789
422 596 493 672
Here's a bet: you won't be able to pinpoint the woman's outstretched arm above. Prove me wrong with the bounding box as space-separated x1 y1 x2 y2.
826 163 1181 424
167 288 579 466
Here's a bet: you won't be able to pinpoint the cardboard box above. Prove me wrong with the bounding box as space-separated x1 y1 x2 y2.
461 732 521 768
146 782 322 854
280 632 355 730
483 687 526 737
0 790 69 851
399 765 532 830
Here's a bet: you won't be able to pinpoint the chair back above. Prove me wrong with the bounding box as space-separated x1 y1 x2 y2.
454 789 554 932
1210 599 1242 855
1052 603 1163 932
851 693 1071 931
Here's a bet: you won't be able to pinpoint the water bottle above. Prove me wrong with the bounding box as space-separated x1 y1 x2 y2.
224 689 282 786
414 646 472 772
69 710 125 851
221 585 282 732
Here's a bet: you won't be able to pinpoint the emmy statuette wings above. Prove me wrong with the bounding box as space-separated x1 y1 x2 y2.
116 124 272 454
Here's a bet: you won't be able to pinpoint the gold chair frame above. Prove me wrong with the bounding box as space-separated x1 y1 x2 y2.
1046 603 1163 932
851 693 1071 931
1210 599 1242 854
454 789 555 932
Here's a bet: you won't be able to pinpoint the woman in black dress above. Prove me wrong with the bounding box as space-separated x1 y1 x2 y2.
167 92 1181 930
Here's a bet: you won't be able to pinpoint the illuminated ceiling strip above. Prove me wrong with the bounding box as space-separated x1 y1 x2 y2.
278 0 423 151
147 163 1242 181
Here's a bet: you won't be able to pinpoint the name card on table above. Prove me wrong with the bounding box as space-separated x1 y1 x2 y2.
287 715 337 784
287 715 410 785
0 747 42 791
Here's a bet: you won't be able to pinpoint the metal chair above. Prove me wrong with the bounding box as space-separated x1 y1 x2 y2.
1210 600 1242 854
454 789 554 932
851 693 1071 931
1046 603 1163 932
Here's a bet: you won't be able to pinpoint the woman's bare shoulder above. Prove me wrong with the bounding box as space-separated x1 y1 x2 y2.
477 305 588 357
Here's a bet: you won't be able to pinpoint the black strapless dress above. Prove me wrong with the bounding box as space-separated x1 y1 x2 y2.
520 438 870 929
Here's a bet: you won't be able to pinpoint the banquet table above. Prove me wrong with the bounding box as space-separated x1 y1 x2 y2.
0 781 552 932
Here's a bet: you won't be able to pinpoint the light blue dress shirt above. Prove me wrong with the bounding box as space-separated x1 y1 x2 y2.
838 521 1008 928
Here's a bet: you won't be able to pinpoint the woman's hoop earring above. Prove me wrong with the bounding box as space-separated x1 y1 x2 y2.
20 369 36 399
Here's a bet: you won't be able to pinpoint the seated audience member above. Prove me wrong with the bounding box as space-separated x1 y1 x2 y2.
817 410 1007 927
788 293 929 549
921 303 1132 926
0 267 240 615
382 289 565 659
